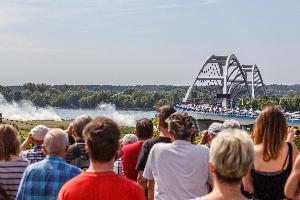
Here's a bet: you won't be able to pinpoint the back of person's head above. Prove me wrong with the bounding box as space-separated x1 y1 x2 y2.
30 124 49 142
223 119 241 129
122 134 138 145
136 118 153 140
72 115 92 138
167 111 193 140
157 105 176 129
254 106 287 161
43 129 69 155
210 129 254 184
0 124 20 161
208 123 225 136
83 117 120 162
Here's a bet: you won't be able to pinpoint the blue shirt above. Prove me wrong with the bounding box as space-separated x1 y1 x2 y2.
16 155 82 200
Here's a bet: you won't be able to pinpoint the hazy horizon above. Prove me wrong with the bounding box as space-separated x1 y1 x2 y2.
0 0 299 86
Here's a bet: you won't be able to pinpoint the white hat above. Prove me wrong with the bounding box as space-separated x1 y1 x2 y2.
208 123 225 135
31 125 49 141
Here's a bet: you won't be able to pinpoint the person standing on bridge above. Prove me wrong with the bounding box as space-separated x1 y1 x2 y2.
20 124 49 164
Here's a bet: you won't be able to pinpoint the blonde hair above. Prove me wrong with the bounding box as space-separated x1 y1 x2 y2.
210 129 254 183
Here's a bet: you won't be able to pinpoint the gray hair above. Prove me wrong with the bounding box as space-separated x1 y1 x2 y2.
44 128 69 154
122 134 138 145
223 119 241 129
210 129 254 183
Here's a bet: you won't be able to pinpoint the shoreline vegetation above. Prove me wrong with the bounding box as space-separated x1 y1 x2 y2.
1 83 300 111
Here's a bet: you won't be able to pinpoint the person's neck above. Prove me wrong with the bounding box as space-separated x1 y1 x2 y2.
86 160 114 173
212 180 243 198
159 129 170 138
48 153 65 158
74 136 84 142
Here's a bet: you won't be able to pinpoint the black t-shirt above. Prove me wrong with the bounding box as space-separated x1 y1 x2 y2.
65 139 86 163
135 136 172 171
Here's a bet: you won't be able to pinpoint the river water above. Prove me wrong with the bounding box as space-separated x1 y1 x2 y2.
0 95 156 127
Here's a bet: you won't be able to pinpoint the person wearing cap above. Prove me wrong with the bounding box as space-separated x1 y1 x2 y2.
20 124 49 164
200 123 225 146
143 111 212 200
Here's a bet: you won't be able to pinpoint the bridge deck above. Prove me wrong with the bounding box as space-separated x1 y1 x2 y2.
175 106 300 127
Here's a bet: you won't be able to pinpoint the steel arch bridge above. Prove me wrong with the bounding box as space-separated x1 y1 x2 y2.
183 54 265 108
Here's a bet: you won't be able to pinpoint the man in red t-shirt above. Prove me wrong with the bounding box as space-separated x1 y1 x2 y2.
122 118 153 181
58 117 146 200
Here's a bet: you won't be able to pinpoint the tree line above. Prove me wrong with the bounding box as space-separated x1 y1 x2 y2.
1 83 300 111
0 83 186 110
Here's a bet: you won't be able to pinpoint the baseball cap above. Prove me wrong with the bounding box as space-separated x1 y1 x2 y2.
31 125 49 141
208 123 225 135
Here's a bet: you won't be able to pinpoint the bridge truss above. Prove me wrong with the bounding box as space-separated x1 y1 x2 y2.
183 54 265 108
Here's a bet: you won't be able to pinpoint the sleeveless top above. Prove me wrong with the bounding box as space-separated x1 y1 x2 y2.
251 142 293 200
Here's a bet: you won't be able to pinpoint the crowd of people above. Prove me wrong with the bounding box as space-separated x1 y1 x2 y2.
175 103 300 120
0 105 300 199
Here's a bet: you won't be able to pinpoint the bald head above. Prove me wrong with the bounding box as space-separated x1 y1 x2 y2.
43 128 69 155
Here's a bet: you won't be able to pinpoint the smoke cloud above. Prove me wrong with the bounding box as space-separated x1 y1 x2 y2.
0 95 156 127
0 94 61 121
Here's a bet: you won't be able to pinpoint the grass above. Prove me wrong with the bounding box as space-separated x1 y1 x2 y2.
1 119 136 141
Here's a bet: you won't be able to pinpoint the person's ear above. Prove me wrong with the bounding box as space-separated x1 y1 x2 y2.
42 145 48 155
65 145 69 153
209 163 215 174
169 131 176 141
84 143 89 153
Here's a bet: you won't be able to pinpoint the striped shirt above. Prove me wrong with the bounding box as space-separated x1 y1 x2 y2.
21 145 46 164
113 159 123 175
0 157 29 199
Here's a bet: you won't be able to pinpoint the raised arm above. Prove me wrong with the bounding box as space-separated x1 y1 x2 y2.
285 155 300 199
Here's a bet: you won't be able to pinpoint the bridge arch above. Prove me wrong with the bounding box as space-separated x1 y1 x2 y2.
183 54 265 108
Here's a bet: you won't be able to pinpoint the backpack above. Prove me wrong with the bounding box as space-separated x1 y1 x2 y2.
69 145 90 170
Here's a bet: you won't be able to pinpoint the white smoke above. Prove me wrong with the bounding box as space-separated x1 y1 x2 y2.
55 104 156 127
0 94 156 126
95 104 139 127
0 94 61 121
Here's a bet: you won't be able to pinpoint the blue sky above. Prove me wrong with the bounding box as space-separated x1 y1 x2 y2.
0 0 299 85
